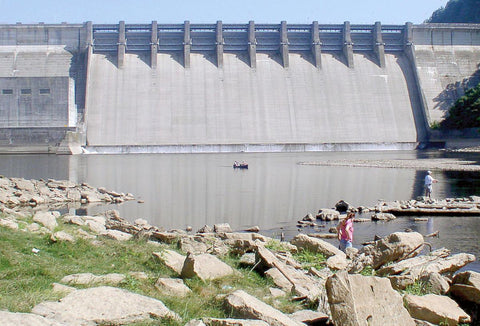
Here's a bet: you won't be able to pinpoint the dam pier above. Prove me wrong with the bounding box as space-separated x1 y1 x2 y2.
0 21 479 153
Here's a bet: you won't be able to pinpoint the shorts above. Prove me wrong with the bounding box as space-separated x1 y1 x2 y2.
339 239 352 252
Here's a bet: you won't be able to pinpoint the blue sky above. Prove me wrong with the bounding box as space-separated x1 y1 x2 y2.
0 0 448 25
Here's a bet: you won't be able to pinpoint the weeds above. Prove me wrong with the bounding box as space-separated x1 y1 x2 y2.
293 248 326 270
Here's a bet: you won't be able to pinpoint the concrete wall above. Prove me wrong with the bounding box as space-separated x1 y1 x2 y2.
0 24 88 147
412 24 480 124
0 22 479 152
0 76 70 127
85 51 423 149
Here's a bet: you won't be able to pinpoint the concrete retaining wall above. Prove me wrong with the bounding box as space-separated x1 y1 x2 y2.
412 24 480 124
85 51 423 148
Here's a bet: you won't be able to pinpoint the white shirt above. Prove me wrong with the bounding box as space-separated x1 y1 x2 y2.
425 175 433 186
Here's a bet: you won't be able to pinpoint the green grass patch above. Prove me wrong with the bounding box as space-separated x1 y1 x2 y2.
0 225 303 325
403 280 431 296
265 239 293 252
292 248 326 270
359 266 375 276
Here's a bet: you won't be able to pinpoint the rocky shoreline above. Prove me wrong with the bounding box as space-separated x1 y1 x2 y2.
0 176 479 325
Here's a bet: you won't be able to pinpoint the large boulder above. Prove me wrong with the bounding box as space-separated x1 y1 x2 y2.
450 270 480 304
334 200 351 213
33 211 59 231
31 286 179 324
153 249 186 275
290 233 344 258
181 253 235 281
255 245 322 301
350 232 424 272
224 290 305 326
419 272 450 295
316 209 340 221
386 252 476 290
404 294 471 326
325 271 415 326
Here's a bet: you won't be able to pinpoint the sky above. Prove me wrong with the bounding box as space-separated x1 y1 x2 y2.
0 0 449 25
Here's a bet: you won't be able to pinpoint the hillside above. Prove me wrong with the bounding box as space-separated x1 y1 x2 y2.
426 0 480 23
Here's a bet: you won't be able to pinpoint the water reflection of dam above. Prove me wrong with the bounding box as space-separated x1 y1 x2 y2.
63 152 434 230
0 22 479 152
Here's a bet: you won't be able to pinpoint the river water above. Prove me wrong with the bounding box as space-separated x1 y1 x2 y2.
1 150 479 272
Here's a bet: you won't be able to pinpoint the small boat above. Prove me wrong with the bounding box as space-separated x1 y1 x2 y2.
233 162 248 169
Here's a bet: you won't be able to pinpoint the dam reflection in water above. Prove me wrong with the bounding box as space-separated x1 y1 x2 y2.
0 151 479 272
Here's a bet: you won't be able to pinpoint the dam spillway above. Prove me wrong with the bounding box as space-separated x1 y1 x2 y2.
0 22 479 153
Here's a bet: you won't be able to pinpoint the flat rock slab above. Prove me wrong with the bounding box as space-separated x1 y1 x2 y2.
0 311 66 326
181 253 235 281
60 273 126 286
225 290 305 326
290 233 344 257
404 293 471 325
155 277 191 297
32 286 179 325
326 271 415 326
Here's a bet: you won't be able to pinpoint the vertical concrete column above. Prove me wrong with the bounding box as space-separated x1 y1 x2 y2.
280 21 289 68
373 21 385 68
216 20 224 68
311 21 322 68
86 21 93 53
342 21 354 68
83 21 93 139
150 21 158 69
117 21 126 68
248 21 256 69
404 22 430 141
404 22 414 50
183 20 191 68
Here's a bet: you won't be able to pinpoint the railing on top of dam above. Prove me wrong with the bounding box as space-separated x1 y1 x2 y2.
92 22 405 53
90 21 407 68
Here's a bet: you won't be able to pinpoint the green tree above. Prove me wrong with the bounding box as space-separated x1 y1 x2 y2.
441 82 480 129
426 0 480 23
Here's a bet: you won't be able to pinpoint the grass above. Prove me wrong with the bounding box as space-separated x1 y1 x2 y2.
0 222 304 325
403 280 431 296
292 248 326 270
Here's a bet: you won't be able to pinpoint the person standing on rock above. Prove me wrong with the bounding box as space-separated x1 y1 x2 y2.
424 170 438 200
337 212 354 252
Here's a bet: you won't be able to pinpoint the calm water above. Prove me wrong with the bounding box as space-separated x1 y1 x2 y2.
1 150 479 272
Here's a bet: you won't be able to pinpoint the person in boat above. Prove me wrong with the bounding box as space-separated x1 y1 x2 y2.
424 170 438 200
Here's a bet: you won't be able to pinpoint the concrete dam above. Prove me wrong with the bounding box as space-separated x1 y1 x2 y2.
0 22 479 153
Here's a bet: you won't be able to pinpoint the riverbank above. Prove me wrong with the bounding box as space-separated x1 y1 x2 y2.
0 177 479 325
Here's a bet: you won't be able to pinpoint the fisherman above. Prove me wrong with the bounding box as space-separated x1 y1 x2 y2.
424 170 438 200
